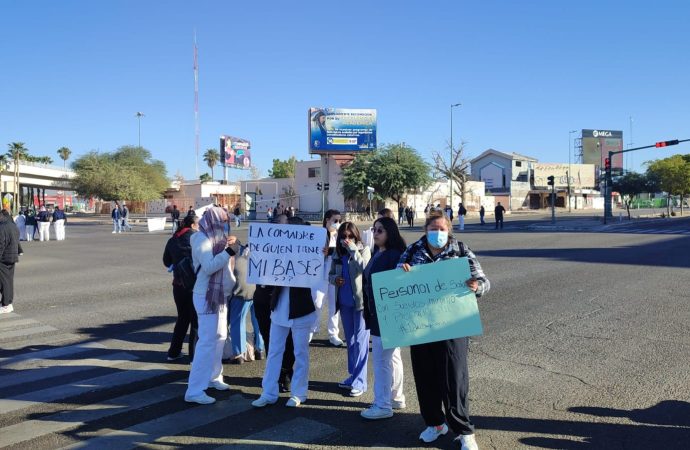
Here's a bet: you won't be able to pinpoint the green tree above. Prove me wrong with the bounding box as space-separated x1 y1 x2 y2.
57 146 72 168
268 156 297 178
203 148 220 180
611 172 647 220
71 146 168 201
646 154 690 216
199 172 212 183
341 144 432 208
6 142 29 213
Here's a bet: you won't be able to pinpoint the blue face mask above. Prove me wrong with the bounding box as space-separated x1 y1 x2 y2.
427 230 448 248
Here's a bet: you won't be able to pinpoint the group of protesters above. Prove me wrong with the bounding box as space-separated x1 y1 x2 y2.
14 205 67 242
162 204 490 450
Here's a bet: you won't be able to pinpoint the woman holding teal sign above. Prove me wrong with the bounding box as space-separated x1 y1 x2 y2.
360 217 408 420
399 211 490 450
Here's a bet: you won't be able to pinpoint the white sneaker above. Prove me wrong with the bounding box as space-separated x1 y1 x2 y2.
349 388 364 397
184 393 216 404
329 336 344 347
457 434 479 450
286 396 302 407
361 405 393 420
112 231 116 234
419 424 448 443
208 380 231 391
251 396 277 408
391 399 406 409
0 304 14 314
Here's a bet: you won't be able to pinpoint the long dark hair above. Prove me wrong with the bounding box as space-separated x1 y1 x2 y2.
322 209 340 228
373 217 406 253
335 221 362 257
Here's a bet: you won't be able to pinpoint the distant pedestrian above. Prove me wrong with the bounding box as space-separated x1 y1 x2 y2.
457 203 467 231
15 211 26 241
233 205 241 228
405 207 414 228
121 203 132 232
111 202 122 234
25 211 37 242
187 206 196 218
37 206 52 241
52 205 67 240
494 202 505 230
266 207 273 222
0 209 20 314
170 205 181 234
398 205 405 225
479 206 485 225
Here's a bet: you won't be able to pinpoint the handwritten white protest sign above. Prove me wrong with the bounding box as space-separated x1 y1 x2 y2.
247 223 327 288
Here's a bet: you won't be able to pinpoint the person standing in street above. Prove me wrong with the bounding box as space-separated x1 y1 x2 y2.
24 210 36 242
52 205 67 240
479 205 486 225
361 217 407 420
163 214 200 362
170 205 181 234
494 202 506 230
458 202 467 231
405 207 414 228
233 205 242 228
184 206 237 405
112 202 122 234
37 206 52 241
0 209 20 314
398 205 405 225
121 203 132 232
15 211 26 241
329 222 371 398
399 211 490 450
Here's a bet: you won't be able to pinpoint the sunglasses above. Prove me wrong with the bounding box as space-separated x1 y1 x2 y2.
372 227 385 234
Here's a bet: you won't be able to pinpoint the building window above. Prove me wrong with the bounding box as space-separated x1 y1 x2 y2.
515 161 522 167
308 167 320 178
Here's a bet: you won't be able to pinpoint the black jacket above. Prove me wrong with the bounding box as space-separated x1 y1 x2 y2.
270 286 315 320
363 248 402 336
162 228 194 285
0 213 20 264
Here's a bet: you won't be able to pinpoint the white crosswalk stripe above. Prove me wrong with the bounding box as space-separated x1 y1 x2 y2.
0 313 340 449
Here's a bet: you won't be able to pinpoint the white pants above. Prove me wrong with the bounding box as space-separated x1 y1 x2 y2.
186 294 227 397
53 219 65 240
25 225 34 241
371 336 405 410
459 216 465 230
38 222 51 241
312 282 340 338
261 312 315 402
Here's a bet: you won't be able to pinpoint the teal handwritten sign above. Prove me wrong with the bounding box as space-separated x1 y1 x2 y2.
372 257 483 349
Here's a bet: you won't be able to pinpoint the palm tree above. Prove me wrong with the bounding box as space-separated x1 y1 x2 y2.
7 142 29 213
202 148 220 180
199 173 212 183
57 146 72 168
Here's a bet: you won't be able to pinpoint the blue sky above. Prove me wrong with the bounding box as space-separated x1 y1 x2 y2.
2 1 688 180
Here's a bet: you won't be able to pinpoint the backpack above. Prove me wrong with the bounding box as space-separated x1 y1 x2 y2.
173 256 201 290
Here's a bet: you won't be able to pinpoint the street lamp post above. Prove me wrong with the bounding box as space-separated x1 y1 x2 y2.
568 130 577 212
135 112 145 147
449 103 461 210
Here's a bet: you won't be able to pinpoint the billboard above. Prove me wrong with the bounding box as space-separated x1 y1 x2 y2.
581 129 623 171
220 135 252 169
533 163 596 189
308 107 377 153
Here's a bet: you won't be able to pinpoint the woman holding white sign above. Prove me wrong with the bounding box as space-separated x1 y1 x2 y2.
361 217 407 420
184 207 237 405
329 222 371 398
399 211 490 450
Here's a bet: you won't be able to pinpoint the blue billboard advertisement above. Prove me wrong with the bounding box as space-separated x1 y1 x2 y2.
220 135 252 169
308 107 377 153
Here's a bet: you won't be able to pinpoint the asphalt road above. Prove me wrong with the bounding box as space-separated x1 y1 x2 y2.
1 217 689 449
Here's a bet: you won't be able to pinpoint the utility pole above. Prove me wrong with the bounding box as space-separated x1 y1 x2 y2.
449 103 461 209
568 130 577 212
135 112 145 147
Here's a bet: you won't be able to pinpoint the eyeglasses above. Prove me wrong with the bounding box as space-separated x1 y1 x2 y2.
372 227 385 234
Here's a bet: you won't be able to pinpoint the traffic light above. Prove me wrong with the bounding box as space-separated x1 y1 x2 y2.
604 158 611 170
547 175 555 186
317 182 322 191
324 182 330 191
655 139 679 148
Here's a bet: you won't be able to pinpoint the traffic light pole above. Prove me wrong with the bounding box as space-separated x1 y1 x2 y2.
551 183 556 224
603 138 688 224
